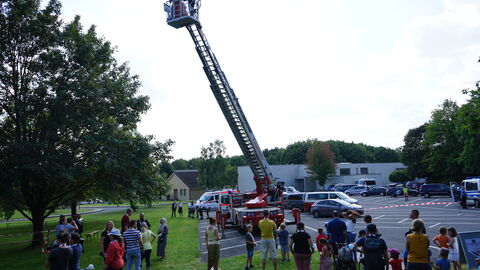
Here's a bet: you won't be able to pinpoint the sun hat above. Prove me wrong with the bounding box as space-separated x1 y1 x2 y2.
108 228 121 237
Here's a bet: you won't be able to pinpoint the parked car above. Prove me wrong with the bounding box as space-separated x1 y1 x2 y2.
281 193 305 210
327 184 336 191
345 186 368 196
284 186 300 194
419 184 451 198
461 177 480 208
310 199 364 218
333 184 356 192
387 186 418 197
360 187 388 197
303 191 359 212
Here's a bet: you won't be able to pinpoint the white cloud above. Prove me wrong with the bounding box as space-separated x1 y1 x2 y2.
58 0 480 159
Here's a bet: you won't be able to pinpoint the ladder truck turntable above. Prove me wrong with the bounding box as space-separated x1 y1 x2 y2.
163 0 297 229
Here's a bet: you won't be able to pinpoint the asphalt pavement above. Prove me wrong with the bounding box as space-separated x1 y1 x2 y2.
197 195 480 261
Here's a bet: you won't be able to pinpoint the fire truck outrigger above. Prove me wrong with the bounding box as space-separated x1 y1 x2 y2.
164 0 298 230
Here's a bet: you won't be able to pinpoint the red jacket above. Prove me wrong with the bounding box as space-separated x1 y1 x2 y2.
105 240 124 269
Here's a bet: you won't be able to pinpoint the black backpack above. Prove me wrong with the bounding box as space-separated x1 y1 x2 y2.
363 236 384 267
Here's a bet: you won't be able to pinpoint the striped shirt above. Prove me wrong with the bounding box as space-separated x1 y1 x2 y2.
122 229 141 251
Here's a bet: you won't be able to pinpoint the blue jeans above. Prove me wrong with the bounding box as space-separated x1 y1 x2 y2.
126 248 141 270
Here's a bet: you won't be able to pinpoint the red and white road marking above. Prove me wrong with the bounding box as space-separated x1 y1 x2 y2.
367 201 453 210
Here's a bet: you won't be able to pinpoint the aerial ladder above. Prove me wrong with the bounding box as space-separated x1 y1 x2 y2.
164 0 287 227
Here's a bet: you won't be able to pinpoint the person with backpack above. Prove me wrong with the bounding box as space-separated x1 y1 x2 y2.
354 224 388 270
326 211 347 257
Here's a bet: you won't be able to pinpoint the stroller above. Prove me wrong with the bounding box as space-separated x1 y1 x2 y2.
334 243 356 270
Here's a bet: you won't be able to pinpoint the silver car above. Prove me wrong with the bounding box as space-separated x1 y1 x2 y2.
345 185 369 196
310 199 364 218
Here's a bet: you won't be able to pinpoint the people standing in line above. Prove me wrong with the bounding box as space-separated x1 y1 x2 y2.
326 211 347 258
205 205 210 218
122 220 143 270
69 233 83 270
406 219 430 270
404 186 410 201
460 187 467 209
388 248 403 270
198 204 204 220
136 213 151 230
433 248 450 270
245 224 256 270
73 214 83 236
206 217 221 270
354 224 388 270
157 218 168 259
171 201 177 218
45 233 73 270
448 227 461 270
140 222 156 270
121 208 133 234
259 210 278 270
277 223 290 262
319 238 332 270
433 227 450 249
196 204 201 219
100 221 115 259
289 222 314 270
178 202 183 217
104 229 125 270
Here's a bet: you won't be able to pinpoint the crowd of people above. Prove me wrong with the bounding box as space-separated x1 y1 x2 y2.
171 200 213 220
46 209 169 270
203 208 478 270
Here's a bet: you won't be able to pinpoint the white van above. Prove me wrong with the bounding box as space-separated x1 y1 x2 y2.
355 179 377 187
461 178 480 208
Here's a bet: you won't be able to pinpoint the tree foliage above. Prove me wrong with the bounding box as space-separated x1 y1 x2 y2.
306 141 336 188
401 74 480 183
389 169 413 183
0 0 169 242
197 140 237 189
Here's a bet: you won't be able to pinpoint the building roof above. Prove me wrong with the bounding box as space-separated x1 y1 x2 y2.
172 170 201 189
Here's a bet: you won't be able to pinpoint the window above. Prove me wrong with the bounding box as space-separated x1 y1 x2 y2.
465 182 479 191
288 194 303 200
183 189 187 196
360 168 368 174
308 193 328 200
340 168 351 176
220 195 230 204
330 194 338 199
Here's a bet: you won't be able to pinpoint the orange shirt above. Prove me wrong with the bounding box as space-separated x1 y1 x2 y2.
433 234 450 248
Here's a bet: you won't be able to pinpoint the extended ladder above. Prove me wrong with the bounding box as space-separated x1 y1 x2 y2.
186 23 274 195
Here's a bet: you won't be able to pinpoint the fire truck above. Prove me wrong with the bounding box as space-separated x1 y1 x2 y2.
163 0 297 229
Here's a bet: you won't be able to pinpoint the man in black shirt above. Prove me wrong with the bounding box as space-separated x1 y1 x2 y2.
289 222 314 269
136 212 151 230
45 233 73 270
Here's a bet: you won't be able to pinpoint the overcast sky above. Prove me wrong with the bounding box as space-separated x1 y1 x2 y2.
58 0 480 160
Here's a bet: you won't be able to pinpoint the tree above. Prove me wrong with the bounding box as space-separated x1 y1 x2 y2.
171 159 190 170
423 100 464 182
306 141 336 189
198 140 237 188
283 140 314 164
0 0 155 245
389 169 413 183
456 85 480 176
400 124 430 179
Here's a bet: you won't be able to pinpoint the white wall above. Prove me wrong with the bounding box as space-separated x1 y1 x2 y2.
237 162 406 192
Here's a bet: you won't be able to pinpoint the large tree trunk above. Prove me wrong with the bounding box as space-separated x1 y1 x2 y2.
30 210 46 247
70 201 77 216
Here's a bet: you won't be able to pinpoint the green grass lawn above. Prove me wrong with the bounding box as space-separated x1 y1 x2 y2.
1 207 473 270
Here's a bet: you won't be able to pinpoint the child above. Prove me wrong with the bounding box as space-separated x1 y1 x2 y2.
277 223 290 262
448 227 461 270
245 224 256 270
388 248 403 270
319 238 332 270
433 227 450 249
316 228 328 253
433 248 450 270
357 230 366 265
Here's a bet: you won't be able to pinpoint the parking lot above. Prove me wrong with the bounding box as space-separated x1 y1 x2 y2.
197 195 480 261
